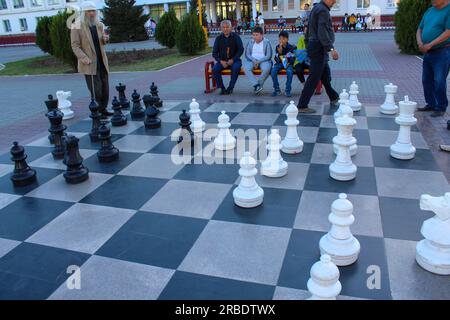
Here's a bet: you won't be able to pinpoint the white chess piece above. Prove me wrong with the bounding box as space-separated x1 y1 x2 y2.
319 193 360 266
334 89 350 120
261 129 288 177
380 83 398 115
56 90 74 120
416 193 450 275
307 254 342 300
348 81 362 112
233 152 264 208
333 102 357 157
330 113 357 181
189 98 205 133
281 101 303 154
214 111 236 150
390 96 417 160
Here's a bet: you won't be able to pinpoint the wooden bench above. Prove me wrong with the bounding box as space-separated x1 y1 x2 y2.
204 60 323 94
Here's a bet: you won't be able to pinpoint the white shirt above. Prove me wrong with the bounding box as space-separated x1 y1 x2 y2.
258 17 264 24
252 41 265 61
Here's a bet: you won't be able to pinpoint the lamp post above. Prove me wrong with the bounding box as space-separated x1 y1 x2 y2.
197 0 209 48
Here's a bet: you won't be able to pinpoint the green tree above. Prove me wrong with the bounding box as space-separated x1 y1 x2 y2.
102 0 149 43
189 0 208 26
49 10 77 71
155 10 180 48
36 16 54 55
176 12 206 55
394 0 432 55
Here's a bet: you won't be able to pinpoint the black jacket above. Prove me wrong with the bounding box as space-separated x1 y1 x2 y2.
212 32 244 62
306 1 335 52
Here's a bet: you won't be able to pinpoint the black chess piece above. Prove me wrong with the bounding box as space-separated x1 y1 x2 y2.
142 93 158 109
130 89 145 120
47 109 66 159
177 109 194 145
63 135 89 184
115 82 130 109
150 82 163 108
45 94 59 143
97 121 120 162
89 98 101 142
110 96 127 126
10 142 37 187
144 104 161 129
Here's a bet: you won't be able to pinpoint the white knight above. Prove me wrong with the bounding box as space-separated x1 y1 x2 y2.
56 90 74 120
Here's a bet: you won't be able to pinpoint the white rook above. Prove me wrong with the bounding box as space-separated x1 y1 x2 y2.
189 98 205 133
281 101 303 154
320 193 360 266
56 90 74 120
261 129 288 177
307 254 342 300
380 82 398 115
233 152 264 208
390 96 417 160
348 81 362 112
416 192 450 275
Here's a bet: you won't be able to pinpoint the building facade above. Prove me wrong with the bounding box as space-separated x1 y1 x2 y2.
0 0 400 36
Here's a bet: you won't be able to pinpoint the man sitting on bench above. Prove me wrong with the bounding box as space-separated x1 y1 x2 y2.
212 20 244 95
243 26 273 95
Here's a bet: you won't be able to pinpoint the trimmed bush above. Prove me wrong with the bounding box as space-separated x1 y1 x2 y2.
49 10 78 71
36 16 53 55
394 0 432 55
176 13 206 55
155 10 180 48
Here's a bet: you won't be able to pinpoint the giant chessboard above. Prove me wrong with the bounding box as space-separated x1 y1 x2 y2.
0 100 449 300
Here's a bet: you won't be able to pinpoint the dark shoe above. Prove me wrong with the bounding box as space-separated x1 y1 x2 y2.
447 119 450 130
254 84 263 94
219 88 229 95
330 98 339 106
226 87 234 95
101 110 114 116
430 111 445 118
285 91 292 97
298 107 316 114
440 144 450 152
272 90 281 97
418 105 433 112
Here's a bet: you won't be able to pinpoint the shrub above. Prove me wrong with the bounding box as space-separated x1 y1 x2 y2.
176 13 206 55
49 10 77 71
36 16 54 55
155 10 180 48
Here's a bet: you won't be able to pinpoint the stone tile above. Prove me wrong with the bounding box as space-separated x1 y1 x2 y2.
0 238 21 259
320 115 368 130
205 102 249 113
109 121 144 135
311 143 374 167
0 164 13 178
369 129 428 149
26 132 87 147
118 153 186 179
231 112 279 126
29 149 97 170
113 135 166 153
0 192 20 210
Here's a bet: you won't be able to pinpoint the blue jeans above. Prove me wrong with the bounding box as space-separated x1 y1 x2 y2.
271 63 293 93
422 46 450 112
212 60 242 90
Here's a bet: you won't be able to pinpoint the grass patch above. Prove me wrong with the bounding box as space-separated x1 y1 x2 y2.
0 47 211 76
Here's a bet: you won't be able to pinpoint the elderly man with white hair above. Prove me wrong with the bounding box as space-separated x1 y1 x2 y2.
71 1 113 118
212 20 244 95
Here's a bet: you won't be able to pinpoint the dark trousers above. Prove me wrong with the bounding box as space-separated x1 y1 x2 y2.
212 60 242 90
422 46 450 112
298 41 339 108
85 66 109 112
295 62 308 83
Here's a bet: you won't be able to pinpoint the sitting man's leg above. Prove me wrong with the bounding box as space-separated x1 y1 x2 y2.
285 65 294 97
258 61 272 88
212 62 226 93
227 60 242 94
271 63 282 96
243 60 259 91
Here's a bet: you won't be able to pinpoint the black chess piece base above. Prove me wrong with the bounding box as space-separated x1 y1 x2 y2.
89 132 100 142
111 116 127 127
64 168 89 184
145 118 161 129
130 110 145 120
11 169 37 187
98 148 120 163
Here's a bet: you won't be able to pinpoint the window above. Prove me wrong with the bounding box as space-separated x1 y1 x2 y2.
356 0 370 9
386 0 399 8
288 0 294 10
3 19 11 32
169 2 187 20
19 18 28 31
31 0 43 6
149 4 165 22
0 0 7 10
48 0 60 5
262 0 268 11
13 0 25 8
272 0 283 11
333 0 341 10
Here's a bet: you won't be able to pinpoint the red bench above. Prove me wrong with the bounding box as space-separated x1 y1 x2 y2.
204 61 323 94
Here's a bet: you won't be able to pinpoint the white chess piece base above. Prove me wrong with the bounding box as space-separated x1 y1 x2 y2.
329 162 357 181
281 140 303 154
390 143 416 160
319 234 361 266
380 103 398 115
260 162 288 178
233 186 264 208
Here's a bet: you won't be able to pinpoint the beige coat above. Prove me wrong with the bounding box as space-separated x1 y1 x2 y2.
70 21 109 75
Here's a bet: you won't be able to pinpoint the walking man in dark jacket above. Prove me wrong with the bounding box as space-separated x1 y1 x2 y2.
212 20 244 95
298 0 340 113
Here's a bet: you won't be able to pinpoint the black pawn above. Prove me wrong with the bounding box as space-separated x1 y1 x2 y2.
97 121 119 162
177 110 194 145
116 82 130 109
150 82 163 108
63 135 89 184
45 94 59 143
47 109 67 159
130 89 145 120
10 142 37 187
144 103 161 129
110 96 127 126
89 98 101 142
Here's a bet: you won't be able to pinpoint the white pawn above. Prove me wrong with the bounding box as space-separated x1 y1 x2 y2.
348 81 362 112
189 98 205 133
319 193 360 266
334 89 350 120
214 110 236 151
390 96 417 160
330 113 357 181
307 254 342 300
416 193 450 275
261 129 288 177
380 82 399 115
233 152 264 208
333 102 357 157
56 90 74 120
281 101 303 154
